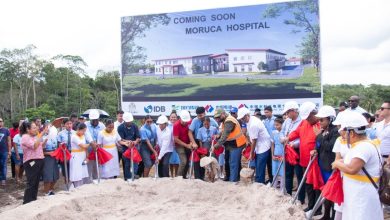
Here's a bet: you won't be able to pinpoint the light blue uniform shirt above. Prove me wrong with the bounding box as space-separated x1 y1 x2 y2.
264 116 276 136
57 129 76 150
140 124 157 144
196 126 219 144
86 121 105 142
189 118 219 137
271 130 284 156
44 136 58 152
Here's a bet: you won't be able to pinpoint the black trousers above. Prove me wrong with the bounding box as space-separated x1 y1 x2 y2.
285 162 305 203
11 157 16 178
266 151 273 182
160 152 172 177
306 183 321 209
224 150 230 179
23 159 44 204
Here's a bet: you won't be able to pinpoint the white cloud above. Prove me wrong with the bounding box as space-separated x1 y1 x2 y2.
0 0 389 85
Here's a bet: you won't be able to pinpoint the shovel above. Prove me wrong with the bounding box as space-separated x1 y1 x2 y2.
305 193 326 220
131 146 135 182
63 147 69 191
269 157 284 188
95 146 101 184
200 141 215 168
154 157 159 180
189 150 194 180
291 154 317 204
240 161 254 179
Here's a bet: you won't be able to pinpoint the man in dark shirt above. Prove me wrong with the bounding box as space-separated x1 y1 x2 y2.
117 112 140 181
0 118 11 185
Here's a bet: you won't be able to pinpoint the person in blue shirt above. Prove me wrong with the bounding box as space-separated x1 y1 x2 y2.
12 133 24 183
85 110 105 181
139 115 158 177
188 107 218 148
188 107 218 180
42 124 59 196
57 118 75 184
263 105 276 183
271 117 285 191
196 117 219 150
0 117 11 185
362 112 377 139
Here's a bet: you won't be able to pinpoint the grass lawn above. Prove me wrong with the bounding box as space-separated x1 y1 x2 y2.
122 67 320 99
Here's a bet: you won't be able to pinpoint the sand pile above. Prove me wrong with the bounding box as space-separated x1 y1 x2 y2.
0 178 304 220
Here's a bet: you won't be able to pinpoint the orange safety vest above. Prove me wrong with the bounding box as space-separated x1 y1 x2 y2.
222 115 246 148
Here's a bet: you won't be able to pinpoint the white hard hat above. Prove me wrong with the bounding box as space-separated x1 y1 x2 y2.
123 112 134 122
340 111 368 130
89 109 100 120
237 107 250 120
156 115 168 124
333 111 347 126
283 101 299 114
299 102 317 120
179 110 191 122
316 105 336 118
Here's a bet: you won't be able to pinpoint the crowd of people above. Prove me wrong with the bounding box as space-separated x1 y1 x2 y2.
0 95 388 220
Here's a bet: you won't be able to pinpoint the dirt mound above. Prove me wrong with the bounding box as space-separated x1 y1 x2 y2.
0 178 304 220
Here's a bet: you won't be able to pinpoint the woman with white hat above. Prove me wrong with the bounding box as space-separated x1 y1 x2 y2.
156 115 173 177
311 105 339 220
332 111 383 220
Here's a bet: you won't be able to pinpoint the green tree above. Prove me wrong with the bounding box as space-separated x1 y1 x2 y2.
263 0 320 69
121 14 170 75
23 104 55 121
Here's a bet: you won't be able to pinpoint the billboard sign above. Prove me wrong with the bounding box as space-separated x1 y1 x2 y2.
121 0 321 115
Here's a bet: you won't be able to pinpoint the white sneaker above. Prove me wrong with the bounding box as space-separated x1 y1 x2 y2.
305 210 312 219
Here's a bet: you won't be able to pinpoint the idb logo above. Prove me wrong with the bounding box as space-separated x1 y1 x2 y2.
144 105 153 113
144 105 166 113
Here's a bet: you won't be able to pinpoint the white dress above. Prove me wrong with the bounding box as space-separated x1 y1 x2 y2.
97 130 121 178
332 137 349 212
342 140 383 220
69 134 89 182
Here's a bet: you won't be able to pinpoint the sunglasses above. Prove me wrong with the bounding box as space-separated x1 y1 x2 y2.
380 107 390 111
348 100 357 102
146 120 153 123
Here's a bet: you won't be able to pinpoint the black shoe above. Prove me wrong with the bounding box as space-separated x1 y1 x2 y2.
303 207 312 212
314 209 322 216
223 177 230 182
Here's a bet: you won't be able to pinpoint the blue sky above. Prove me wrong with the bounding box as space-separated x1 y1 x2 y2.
132 2 317 63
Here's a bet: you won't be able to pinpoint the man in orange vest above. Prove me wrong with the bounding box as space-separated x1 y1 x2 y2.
212 109 246 182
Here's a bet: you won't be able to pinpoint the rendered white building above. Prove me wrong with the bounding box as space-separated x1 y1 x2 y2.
154 56 193 75
226 49 286 72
